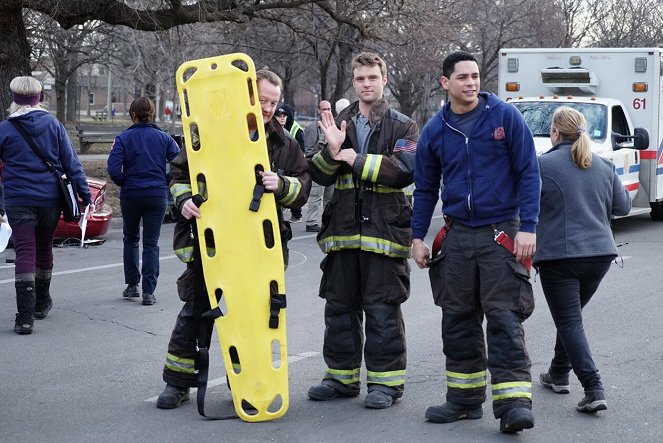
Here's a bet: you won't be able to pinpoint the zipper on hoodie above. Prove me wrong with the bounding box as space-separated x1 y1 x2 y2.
442 102 491 222
444 122 473 216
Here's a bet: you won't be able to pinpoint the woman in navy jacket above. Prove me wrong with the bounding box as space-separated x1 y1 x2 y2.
107 97 180 306
535 106 631 414
0 76 92 334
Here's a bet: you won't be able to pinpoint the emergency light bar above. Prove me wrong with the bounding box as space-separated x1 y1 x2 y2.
540 68 598 94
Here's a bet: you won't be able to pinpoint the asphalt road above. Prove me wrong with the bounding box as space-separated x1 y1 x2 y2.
0 213 661 442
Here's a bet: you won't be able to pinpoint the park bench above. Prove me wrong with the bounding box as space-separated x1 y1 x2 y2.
75 123 127 154
92 110 108 121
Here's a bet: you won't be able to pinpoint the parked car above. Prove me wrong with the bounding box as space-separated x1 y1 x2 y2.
54 177 113 239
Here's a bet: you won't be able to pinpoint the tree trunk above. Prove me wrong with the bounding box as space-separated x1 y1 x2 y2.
281 64 294 106
331 38 354 106
319 62 329 103
66 61 78 121
0 6 32 120
395 85 417 119
54 75 67 122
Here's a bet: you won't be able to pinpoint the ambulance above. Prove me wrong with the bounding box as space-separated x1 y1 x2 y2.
498 47 663 220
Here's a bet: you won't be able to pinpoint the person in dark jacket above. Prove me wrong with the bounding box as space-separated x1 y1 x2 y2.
535 106 630 414
107 97 180 306
276 103 305 151
411 51 540 433
307 52 419 410
0 76 93 334
156 69 309 409
276 103 305 222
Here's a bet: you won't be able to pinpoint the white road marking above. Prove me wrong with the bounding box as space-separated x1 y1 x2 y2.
144 351 319 402
0 255 178 284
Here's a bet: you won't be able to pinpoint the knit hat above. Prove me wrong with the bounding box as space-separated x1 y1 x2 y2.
335 98 350 114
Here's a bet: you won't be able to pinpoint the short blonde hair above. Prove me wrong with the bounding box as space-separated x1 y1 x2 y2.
8 76 43 114
351 52 387 78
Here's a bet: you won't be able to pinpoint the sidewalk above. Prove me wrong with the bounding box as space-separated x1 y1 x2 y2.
78 154 109 161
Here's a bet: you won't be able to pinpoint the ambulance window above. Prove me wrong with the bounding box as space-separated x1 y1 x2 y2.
611 106 630 136
576 104 605 141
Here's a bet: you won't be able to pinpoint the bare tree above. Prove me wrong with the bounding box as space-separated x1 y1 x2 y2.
28 12 114 121
0 0 383 120
370 0 455 124
584 0 663 47
443 0 566 92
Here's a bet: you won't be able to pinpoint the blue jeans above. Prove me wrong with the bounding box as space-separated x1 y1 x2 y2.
538 257 613 391
121 197 167 295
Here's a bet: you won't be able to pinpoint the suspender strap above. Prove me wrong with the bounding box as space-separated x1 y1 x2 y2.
431 216 453 258
493 227 532 272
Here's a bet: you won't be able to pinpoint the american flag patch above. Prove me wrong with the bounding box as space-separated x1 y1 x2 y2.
394 139 417 153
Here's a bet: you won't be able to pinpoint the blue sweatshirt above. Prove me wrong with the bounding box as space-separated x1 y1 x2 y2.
0 110 92 208
412 93 540 239
107 123 180 200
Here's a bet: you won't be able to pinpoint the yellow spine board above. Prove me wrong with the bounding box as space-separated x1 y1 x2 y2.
175 53 288 422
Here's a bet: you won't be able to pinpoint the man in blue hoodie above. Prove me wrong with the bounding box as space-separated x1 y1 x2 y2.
411 51 540 433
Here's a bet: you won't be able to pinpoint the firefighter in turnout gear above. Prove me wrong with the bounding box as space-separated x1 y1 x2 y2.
307 52 419 409
156 69 309 409
411 51 540 433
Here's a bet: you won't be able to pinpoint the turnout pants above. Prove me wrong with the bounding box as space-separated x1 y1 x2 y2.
162 257 214 388
318 249 409 395
428 220 535 418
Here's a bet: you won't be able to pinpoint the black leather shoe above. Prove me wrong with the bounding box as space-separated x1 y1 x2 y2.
142 293 156 305
540 372 570 394
500 407 534 433
156 384 190 409
14 315 34 335
306 224 321 232
577 390 607 413
425 402 483 423
123 284 140 298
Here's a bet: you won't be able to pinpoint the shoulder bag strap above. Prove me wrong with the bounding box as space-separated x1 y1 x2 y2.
9 119 58 175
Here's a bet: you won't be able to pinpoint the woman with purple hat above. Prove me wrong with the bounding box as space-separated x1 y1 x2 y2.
0 76 92 334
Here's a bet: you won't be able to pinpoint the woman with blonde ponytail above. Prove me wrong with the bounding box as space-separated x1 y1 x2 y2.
534 106 631 414
551 106 593 168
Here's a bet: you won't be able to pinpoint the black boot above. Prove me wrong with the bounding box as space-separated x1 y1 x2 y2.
156 384 190 409
34 268 53 319
14 279 36 335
